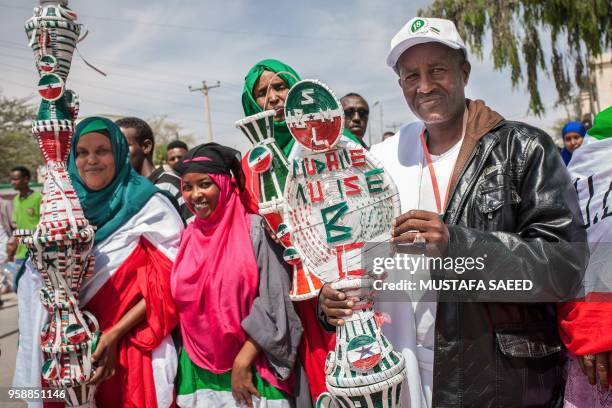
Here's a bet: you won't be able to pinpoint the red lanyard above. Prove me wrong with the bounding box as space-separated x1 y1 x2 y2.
419 128 454 214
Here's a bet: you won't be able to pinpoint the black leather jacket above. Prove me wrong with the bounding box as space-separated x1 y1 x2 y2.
433 119 587 407
318 106 587 407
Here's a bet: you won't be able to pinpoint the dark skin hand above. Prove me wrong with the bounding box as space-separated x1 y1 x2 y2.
391 209 449 255
321 209 450 326
578 352 612 389
320 284 355 326
231 338 262 408
89 298 147 385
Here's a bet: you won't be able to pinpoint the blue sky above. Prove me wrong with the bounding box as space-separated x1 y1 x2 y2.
0 0 568 152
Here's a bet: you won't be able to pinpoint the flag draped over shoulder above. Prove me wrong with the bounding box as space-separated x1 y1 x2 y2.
14 115 183 408
14 194 183 408
558 128 612 355
85 230 179 408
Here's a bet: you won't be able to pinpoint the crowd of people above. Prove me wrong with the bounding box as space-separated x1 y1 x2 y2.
2 14 612 408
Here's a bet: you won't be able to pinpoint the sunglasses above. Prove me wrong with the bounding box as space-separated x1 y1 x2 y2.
344 108 369 117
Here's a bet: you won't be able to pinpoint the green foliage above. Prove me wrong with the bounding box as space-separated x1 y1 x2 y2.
0 93 42 183
147 115 195 166
421 0 612 116
154 144 168 167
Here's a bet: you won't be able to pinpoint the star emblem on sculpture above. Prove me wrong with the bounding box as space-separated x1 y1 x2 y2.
21 2 101 406
357 344 375 359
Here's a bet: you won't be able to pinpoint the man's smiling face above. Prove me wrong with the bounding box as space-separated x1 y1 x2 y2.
397 42 470 125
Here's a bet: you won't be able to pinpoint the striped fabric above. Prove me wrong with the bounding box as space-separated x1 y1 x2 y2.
176 349 290 408
149 166 193 223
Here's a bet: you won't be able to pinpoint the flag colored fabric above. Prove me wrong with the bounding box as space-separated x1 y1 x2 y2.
293 298 336 400
558 110 612 407
171 173 262 376
86 236 178 407
176 349 290 408
558 133 612 356
14 194 183 408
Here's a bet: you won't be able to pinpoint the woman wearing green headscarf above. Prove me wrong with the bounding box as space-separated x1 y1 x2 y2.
241 59 364 157
241 59 362 404
242 59 301 157
14 117 183 407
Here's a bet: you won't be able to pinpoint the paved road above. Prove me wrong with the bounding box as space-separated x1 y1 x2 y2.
0 293 25 407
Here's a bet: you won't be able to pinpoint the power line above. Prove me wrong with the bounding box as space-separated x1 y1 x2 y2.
0 40 244 89
0 77 237 130
0 59 242 119
0 58 244 115
0 4 385 44
0 45 243 92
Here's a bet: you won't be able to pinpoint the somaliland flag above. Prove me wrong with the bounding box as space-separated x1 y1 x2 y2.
285 80 344 152
283 247 301 265
38 73 64 101
558 134 612 356
38 55 57 73
347 334 382 371
286 108 343 152
247 145 273 173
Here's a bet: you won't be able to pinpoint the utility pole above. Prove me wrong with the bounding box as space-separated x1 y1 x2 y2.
189 81 221 143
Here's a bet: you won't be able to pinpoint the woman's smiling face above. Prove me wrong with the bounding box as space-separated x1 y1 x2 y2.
181 173 220 219
75 131 116 191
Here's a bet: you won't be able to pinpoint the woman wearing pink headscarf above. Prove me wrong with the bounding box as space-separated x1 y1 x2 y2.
171 143 303 408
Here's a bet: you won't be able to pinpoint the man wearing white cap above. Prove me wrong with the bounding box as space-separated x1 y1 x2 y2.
321 17 587 407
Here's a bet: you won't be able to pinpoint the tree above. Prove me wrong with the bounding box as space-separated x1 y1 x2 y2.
148 115 195 166
0 93 43 183
421 0 612 116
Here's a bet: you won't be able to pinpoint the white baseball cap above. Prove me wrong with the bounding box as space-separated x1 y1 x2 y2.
386 17 467 74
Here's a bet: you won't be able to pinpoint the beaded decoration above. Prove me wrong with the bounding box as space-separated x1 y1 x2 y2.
16 2 100 406
238 79 406 406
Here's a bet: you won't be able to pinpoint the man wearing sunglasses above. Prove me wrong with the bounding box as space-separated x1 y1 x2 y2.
341 93 370 147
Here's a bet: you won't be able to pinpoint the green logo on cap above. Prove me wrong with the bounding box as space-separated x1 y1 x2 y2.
411 18 426 33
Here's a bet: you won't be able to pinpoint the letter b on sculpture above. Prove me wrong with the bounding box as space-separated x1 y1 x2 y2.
321 201 352 243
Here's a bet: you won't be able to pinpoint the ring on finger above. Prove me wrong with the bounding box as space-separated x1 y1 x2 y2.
414 233 426 244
